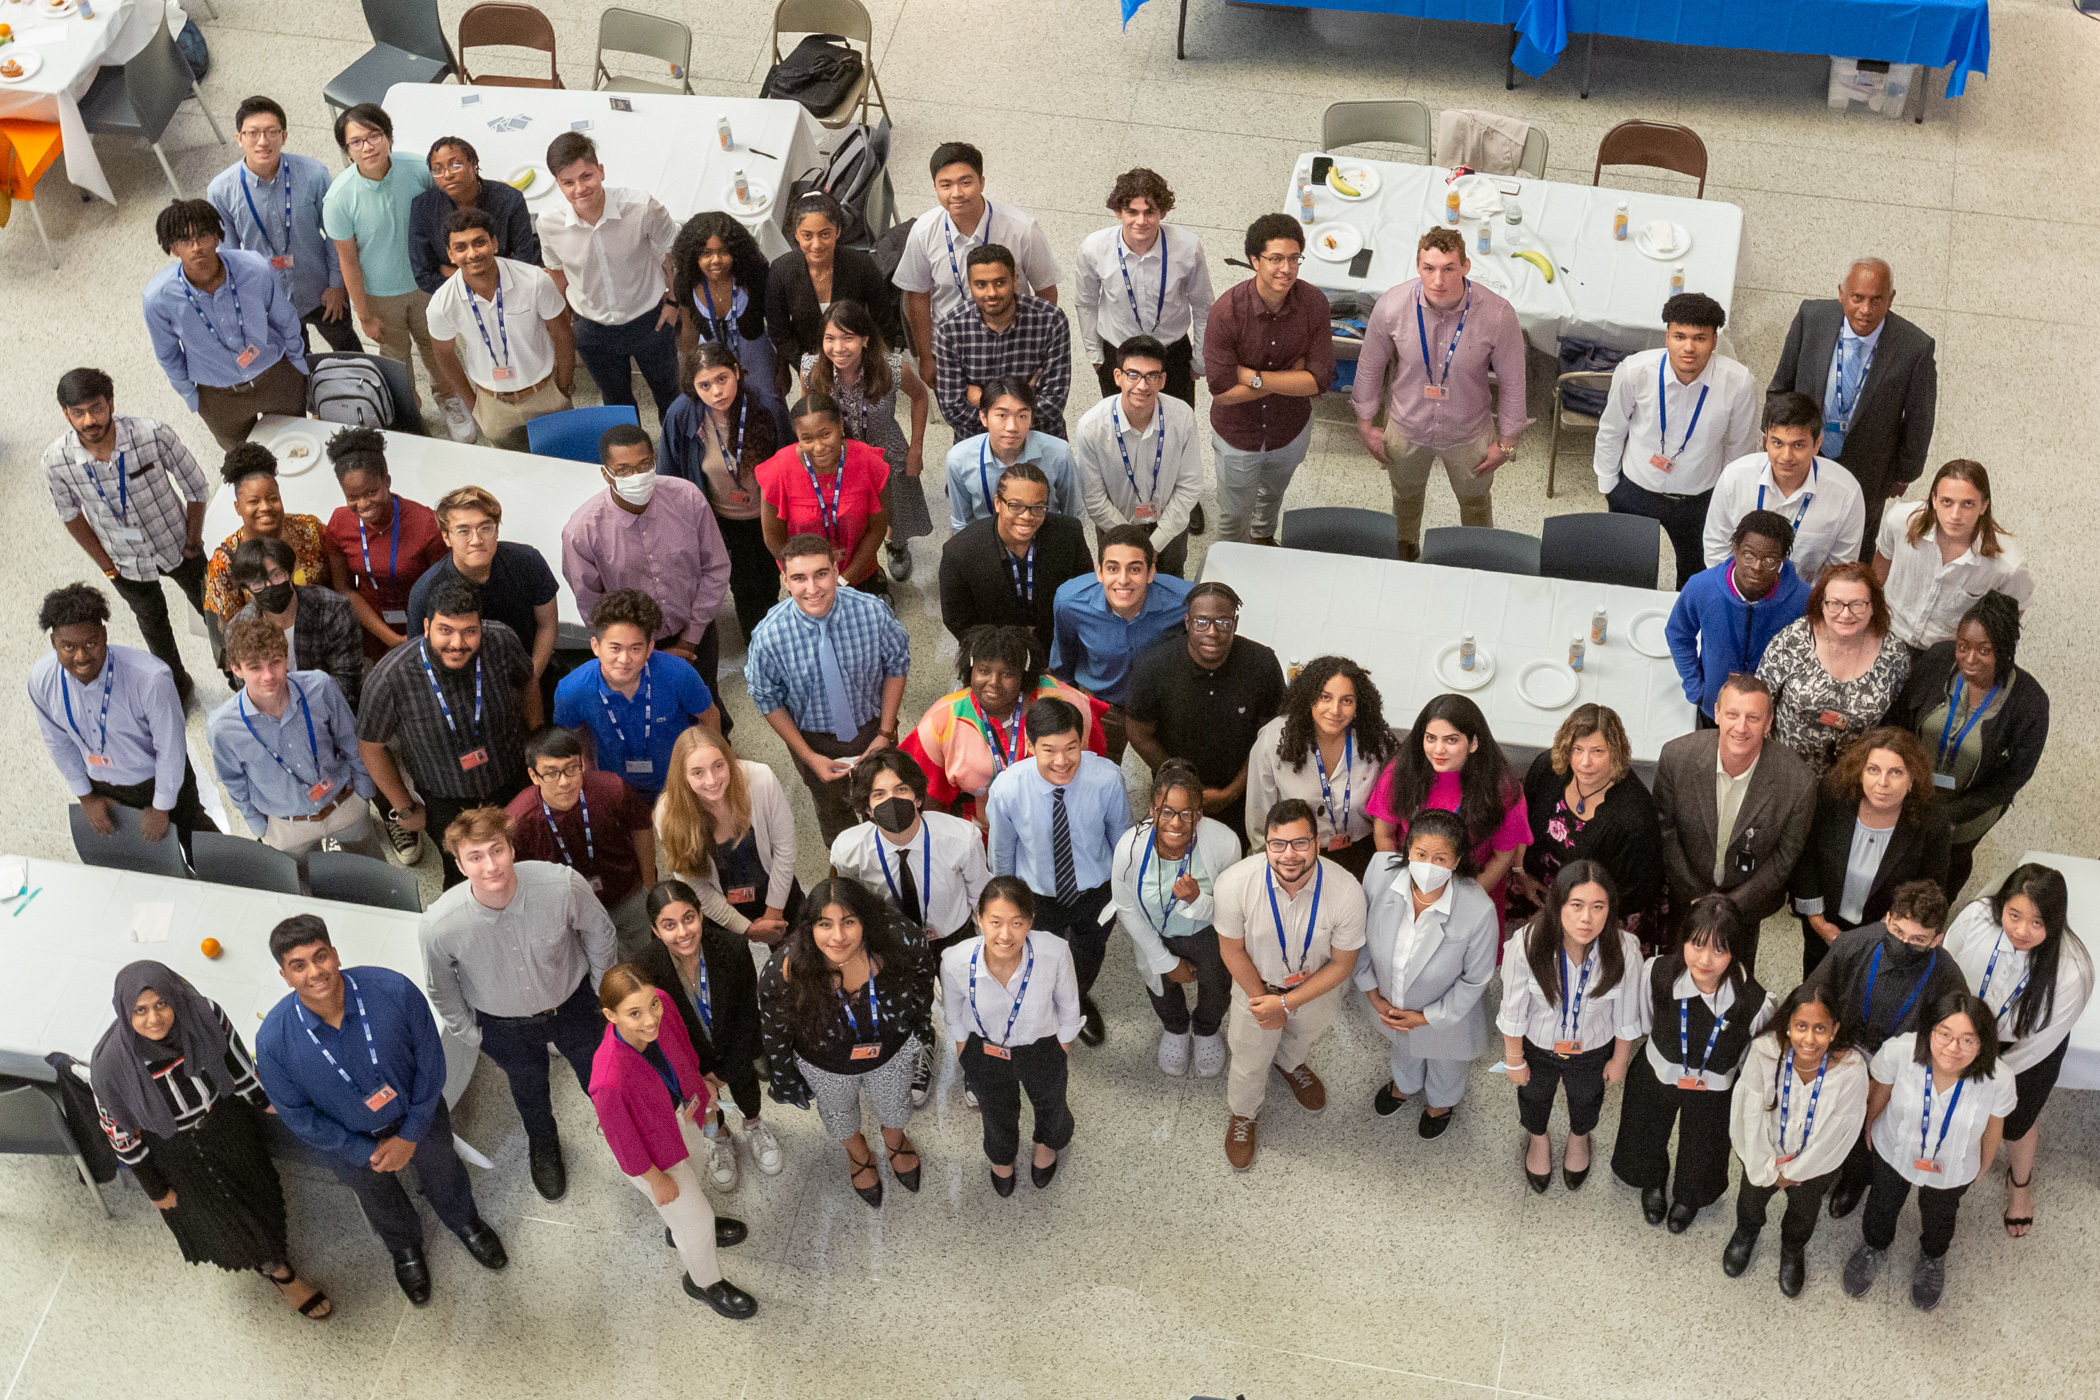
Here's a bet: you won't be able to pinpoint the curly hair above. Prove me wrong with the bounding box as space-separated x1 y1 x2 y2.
1806 560 1889 636
669 211 769 343
220 442 280 487
1105 167 1175 215
1959 589 2021 680
38 582 111 632
326 425 388 482
1824 725 1935 819
953 625 1042 693
1548 704 1631 782
776 878 925 1039
1274 655 1399 774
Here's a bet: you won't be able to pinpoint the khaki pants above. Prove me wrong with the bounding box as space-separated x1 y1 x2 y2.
626 1109 722 1289
365 289 442 411
1224 981 1342 1118
1385 428 1496 554
472 377 573 451
195 355 309 451
262 797 386 867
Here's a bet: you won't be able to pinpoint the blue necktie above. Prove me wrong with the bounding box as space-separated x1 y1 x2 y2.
1051 787 1078 902
814 622 858 742
1825 335 1858 455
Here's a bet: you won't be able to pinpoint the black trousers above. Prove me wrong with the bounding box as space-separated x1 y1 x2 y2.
714 1057 764 1122
1798 914 1856 982
1145 926 1232 1037
1607 478 1712 589
960 1032 1074 1165
1151 528 1190 580
473 976 600 1150
109 554 208 687
1609 1051 1735 1208
1516 1039 1614 1136
1735 1166 1838 1250
1091 335 1196 406
329 1099 477 1255
1861 1150 1971 1257
2003 1033 2069 1142
1834 1131 1877 1202
1033 881 1114 998
658 622 727 740
716 514 780 644
89 765 208 860
422 788 524 888
301 304 364 354
574 307 682 419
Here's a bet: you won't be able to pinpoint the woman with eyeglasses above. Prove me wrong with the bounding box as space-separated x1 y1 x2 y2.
1844 991 2013 1311
1245 656 1396 880
323 103 450 420
408 135 540 297
1366 693 1528 922
1757 560 1911 781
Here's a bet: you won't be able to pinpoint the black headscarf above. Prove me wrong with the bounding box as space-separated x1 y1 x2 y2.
89 961 237 1140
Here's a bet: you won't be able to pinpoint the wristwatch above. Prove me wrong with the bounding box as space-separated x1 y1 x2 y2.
1249 371 1265 390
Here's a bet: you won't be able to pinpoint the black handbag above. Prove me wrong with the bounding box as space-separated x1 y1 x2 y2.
759 34 864 116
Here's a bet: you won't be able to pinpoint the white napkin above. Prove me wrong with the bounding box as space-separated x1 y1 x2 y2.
130 902 172 943
0 856 25 899
1644 219 1677 250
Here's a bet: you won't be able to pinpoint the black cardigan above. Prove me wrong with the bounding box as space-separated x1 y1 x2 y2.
937 513 1094 654
1887 645 2049 832
1790 792 1953 934
631 925 763 1084
764 246 904 365
1519 752 1666 935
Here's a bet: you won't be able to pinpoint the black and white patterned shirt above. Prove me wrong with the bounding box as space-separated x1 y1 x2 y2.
932 293 1071 440
1755 618 1912 780
354 620 534 801
231 585 368 709
43 417 208 581
93 1001 269 1200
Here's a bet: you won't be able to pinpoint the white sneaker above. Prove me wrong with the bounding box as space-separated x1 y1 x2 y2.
441 395 477 443
1158 1030 1193 1076
704 1126 740 1192
964 1088 979 1110
743 1120 783 1176
1191 1032 1227 1078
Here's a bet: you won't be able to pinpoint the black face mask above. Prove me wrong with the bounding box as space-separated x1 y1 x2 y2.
870 797 918 834
251 581 294 615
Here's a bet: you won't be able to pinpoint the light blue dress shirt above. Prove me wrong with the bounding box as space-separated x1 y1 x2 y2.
944 431 1083 531
987 753 1132 897
206 670 374 836
745 587 911 734
1820 318 1885 456
206 153 343 317
142 248 310 410
27 646 188 806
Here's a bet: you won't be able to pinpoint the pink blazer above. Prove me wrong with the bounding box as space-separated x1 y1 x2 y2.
589 989 713 1176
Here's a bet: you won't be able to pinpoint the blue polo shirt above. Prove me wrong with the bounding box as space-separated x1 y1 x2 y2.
553 651 714 795
1049 572 1192 708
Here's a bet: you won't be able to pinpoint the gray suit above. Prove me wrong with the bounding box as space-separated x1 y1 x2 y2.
1355 853 1499 1105
1651 731 1816 956
1768 302 1937 560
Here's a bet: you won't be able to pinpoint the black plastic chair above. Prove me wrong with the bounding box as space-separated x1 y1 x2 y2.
1420 526 1541 576
1540 512 1665 590
1279 507 1399 561
67 802 191 878
326 0 460 115
77 22 226 200
191 832 303 895
0 1078 108 1216
308 850 424 912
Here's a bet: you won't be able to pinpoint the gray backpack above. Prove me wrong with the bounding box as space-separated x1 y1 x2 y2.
308 358 393 428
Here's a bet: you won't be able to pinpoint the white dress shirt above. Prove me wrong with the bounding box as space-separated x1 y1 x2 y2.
426 258 569 392
1875 500 2037 651
829 811 991 939
1110 818 1244 995
1592 348 1760 495
1868 1033 2016 1188
1495 930 1646 1052
1069 393 1203 545
1213 853 1366 990
893 201 1061 325
536 186 678 326
1631 957 1777 1089
1073 223 1214 361
1701 452 1866 585
1243 716 1385 849
1942 899 2095 1074
1730 1038 1871 1187
939 932 1083 1048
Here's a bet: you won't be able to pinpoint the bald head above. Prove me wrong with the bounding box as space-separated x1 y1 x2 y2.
1839 259 1893 338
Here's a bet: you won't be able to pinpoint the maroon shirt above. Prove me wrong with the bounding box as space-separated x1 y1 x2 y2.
505 770 653 905
1203 277 1336 452
323 495 449 659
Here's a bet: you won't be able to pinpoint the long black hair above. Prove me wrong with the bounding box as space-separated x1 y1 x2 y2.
1759 981 1862 1111
1989 863 2086 1040
1522 859 1626 1004
670 210 769 341
1274 655 1399 774
1960 589 2022 683
1384 693 1512 855
1655 894 1752 998
1912 991 2001 1082
778 877 923 1035
680 340 778 471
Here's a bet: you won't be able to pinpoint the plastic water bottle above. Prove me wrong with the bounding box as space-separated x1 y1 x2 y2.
717 117 733 151
1503 200 1525 248
1445 189 1461 225
1569 635 1587 672
1613 200 1629 241
1459 634 1477 672
1296 180 1315 225
1670 265 1685 293
1591 605 1608 646
1476 219 1492 255
80 0 97 15
732 168 750 204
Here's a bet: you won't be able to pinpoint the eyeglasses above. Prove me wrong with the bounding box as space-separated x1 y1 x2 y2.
431 158 473 176
1265 836 1315 854
345 133 387 153
996 497 1048 518
1823 598 1873 616
1257 253 1303 268
1930 1027 1982 1052
451 522 500 541
1155 807 1197 826
1118 369 1168 387
238 126 286 143
1187 616 1238 634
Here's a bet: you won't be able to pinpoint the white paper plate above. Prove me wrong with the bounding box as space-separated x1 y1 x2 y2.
1432 641 1495 692
0 49 45 82
1627 607 1671 658
1324 162 1379 200
506 163 554 200
272 429 324 476
37 0 77 18
726 177 773 217
1634 221 1691 261
1516 659 1580 710
1308 221 1362 262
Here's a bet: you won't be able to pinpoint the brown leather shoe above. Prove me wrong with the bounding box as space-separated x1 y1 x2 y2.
1225 1114 1258 1169
1275 1062 1327 1110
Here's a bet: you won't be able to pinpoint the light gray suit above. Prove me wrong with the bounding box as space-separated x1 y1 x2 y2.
1651 730 1816 954
1355 853 1499 1106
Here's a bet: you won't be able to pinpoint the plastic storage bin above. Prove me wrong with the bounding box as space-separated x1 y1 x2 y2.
1828 58 1919 118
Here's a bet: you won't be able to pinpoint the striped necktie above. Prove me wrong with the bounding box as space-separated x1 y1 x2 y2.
1051 787 1078 902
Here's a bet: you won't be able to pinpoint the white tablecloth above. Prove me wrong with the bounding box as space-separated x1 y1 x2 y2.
1199 542 1693 763
2029 852 2100 1092
1281 154 1744 354
207 415 606 631
0 855 477 1104
383 83 828 260
0 0 146 203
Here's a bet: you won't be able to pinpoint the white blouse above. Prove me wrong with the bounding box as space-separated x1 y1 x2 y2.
1110 817 1244 996
1495 930 1646 1054
1242 716 1385 848
938 933 1082 1049
1876 500 2035 651
1867 1033 2016 1188
1631 957 1778 1090
1730 1038 1872 1187
1941 899 2095 1075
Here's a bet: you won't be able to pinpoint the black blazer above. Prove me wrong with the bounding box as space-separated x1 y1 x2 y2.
764 246 904 365
937 513 1093 654
1887 646 2049 832
631 924 763 1083
1768 302 1937 500
1790 792 1952 934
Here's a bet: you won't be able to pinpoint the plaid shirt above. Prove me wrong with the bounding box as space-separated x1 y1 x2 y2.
355 620 533 802
230 585 368 709
43 417 207 581
744 588 911 734
932 293 1072 439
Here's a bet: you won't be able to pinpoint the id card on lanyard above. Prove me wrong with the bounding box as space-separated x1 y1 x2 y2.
358 498 403 623
1915 1072 1964 1174
1112 402 1164 522
1415 281 1470 400
968 939 1034 1058
875 822 932 923
708 398 752 505
239 682 333 806
1862 944 1936 1037
1756 462 1816 530
1650 355 1708 473
1774 1048 1827 1165
944 203 992 299
1977 932 2030 1027
84 451 144 543
1312 731 1353 851
179 269 261 371
599 666 655 776
839 975 883 1059
1554 946 1593 1054
241 167 297 270
1004 539 1036 604
542 789 600 890
1676 997 1728 1090
1137 830 1191 932
469 278 517 382
1932 676 1997 789
62 658 117 768
802 452 846 549
296 972 396 1113
1266 864 1321 988
418 642 487 772
972 695 1023 771
1116 232 1167 333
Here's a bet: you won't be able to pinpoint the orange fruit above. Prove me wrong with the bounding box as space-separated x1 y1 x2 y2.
200 937 223 959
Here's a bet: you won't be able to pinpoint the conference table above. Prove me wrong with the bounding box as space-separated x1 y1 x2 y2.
1199 543 1693 768
0 0 186 203
0 855 477 1104
382 82 827 260
1282 153 1742 355
2033 852 2100 1093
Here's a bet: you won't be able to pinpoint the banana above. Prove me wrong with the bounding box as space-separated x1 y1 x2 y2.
511 169 535 192
1327 169 1361 198
1511 249 1554 282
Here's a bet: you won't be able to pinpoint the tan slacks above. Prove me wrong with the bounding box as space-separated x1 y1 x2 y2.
624 1107 721 1289
262 797 386 866
1224 981 1342 1118
364 289 442 411
1384 428 1497 553
472 377 573 452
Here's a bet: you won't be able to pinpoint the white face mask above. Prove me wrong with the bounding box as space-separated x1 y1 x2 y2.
1408 860 1454 893
609 468 658 505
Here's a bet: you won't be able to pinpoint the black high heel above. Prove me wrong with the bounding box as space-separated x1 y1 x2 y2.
887 1135 922 1193
847 1141 883 1208
990 1165 1016 1198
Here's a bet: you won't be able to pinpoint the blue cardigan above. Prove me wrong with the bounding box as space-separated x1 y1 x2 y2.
1665 560 1809 717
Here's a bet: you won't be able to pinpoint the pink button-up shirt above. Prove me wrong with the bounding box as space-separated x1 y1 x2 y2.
561 477 730 644
1351 278 1527 454
589 989 712 1177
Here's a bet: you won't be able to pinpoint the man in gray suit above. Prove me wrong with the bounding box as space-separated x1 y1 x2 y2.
1651 674 1815 968
1769 257 1937 561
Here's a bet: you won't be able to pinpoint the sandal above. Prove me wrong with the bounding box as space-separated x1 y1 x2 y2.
886 1134 923 1193
846 1140 883 1208
2004 1170 2034 1237
268 1267 333 1320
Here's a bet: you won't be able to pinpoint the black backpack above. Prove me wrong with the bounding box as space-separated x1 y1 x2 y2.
782 118 891 250
759 34 865 117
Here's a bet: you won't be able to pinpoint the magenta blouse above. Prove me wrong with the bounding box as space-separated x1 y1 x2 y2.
1365 767 1529 920
589 988 713 1177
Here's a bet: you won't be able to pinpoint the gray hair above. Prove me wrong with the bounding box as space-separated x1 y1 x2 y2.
1843 256 1893 292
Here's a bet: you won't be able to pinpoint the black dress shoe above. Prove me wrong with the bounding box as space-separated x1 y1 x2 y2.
1722 1227 1758 1277
1778 1244 1807 1297
1524 1153 1551 1193
1827 1181 1865 1219
683 1274 757 1319
528 1140 567 1201
1031 1153 1060 1189
991 1167 1016 1197
1562 1162 1590 1192
1189 502 1207 535
456 1217 508 1270
1642 1187 1667 1225
1374 1082 1405 1117
1666 1201 1697 1234
391 1246 432 1306
1078 997 1107 1047
888 1140 922 1193
1418 1107 1453 1140
713 1216 747 1248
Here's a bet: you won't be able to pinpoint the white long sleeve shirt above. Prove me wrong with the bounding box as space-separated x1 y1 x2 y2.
1110 817 1244 996
1069 393 1203 546
1941 899 2095 1074
1701 452 1866 585
1592 348 1760 496
1072 223 1213 362
939 932 1083 1048
1730 1038 1871 1187
1496 931 1646 1052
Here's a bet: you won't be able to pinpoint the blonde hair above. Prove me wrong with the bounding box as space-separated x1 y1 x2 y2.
441 805 514 856
654 725 753 879
1548 704 1632 782
434 485 503 531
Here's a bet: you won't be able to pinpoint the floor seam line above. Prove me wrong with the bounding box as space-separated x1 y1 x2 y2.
1 1252 70 1400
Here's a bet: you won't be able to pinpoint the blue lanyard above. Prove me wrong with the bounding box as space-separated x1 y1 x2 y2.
1756 462 1817 529
1678 994 1729 1079
801 452 844 545
177 266 251 358
1834 335 1876 425
969 693 1021 769
694 281 735 345
1558 946 1594 1045
968 938 1035 1047
1863 944 1936 1033
943 202 991 296
1918 1072 1965 1167
837 972 881 1042
540 789 594 870
1311 730 1353 836
597 665 653 757
417 642 483 745
60 657 116 757
977 438 1004 520
691 951 713 1035
1004 539 1036 603
357 497 401 586
874 822 932 917
1414 281 1471 387
706 396 750 489
1111 403 1163 510
294 972 381 1087
1776 1048 1828 1158
238 681 323 791
467 279 511 371
240 166 294 259
1115 232 1167 332
1656 356 1710 462
1977 931 2031 1024
1136 829 1192 932
1935 676 1999 768
82 450 130 524
1265 864 1321 980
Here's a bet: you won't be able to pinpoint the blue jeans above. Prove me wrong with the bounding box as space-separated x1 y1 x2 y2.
574 308 681 418
474 976 600 1150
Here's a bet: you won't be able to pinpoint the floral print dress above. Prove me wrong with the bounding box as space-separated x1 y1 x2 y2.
1755 618 1911 781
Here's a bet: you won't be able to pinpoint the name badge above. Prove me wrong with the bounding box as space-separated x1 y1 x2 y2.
307 780 333 803
237 345 260 370
983 1044 1012 1060
849 1044 882 1061
110 526 146 544
383 609 409 625
722 490 751 505
270 254 295 271
1649 454 1674 472
1913 1158 1944 1174
1676 1075 1708 1091
1775 1150 1800 1166
1553 1039 1582 1055
1932 772 1957 789
363 1083 398 1112
726 885 757 905
1325 834 1349 852
1816 710 1848 730
1281 971 1308 989
1423 385 1449 400
588 875 604 892
86 753 115 768
459 747 489 771
492 366 518 382
1133 503 1159 522
625 759 654 775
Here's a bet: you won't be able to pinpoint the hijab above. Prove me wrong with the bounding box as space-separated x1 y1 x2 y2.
89 961 238 1140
